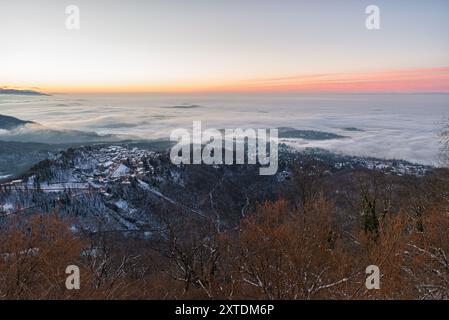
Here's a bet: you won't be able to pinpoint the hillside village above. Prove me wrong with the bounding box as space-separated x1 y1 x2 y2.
0 144 433 219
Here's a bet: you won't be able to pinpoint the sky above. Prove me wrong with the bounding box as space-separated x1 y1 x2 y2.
1 0 449 93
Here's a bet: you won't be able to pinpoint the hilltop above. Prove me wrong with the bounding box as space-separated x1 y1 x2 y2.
0 88 49 96
0 114 35 130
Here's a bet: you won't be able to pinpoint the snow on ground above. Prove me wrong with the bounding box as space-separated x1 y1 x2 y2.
1 202 14 214
114 199 130 211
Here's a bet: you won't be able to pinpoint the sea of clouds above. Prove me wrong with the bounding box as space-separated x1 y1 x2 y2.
0 93 448 166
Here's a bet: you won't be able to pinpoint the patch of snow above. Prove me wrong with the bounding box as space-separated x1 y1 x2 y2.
0 174 12 180
137 179 150 190
103 161 114 168
1 203 14 213
114 199 129 211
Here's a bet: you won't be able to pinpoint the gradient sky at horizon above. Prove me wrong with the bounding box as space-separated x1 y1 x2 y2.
1 0 449 93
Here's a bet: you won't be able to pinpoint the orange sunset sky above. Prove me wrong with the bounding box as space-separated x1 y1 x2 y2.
1 0 449 94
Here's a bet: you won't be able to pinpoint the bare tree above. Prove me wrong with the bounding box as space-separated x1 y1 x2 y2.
0 214 84 299
235 198 354 299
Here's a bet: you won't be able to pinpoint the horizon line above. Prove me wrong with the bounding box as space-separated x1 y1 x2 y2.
5 66 449 95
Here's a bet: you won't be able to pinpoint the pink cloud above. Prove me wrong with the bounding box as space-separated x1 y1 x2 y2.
214 67 449 93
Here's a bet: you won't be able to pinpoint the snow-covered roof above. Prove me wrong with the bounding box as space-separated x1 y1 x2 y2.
103 161 114 168
111 164 131 178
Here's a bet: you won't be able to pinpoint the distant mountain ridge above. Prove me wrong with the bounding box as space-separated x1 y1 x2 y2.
0 88 49 96
0 114 35 130
278 127 346 140
0 114 137 144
